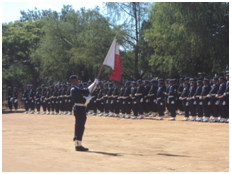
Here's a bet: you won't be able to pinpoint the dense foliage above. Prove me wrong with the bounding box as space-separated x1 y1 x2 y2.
2 2 229 92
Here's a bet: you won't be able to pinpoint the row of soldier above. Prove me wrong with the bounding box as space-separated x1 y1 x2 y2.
7 74 229 123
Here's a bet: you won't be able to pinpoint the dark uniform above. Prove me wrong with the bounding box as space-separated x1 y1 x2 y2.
118 86 125 116
50 86 55 114
224 76 229 122
148 80 158 117
41 85 47 114
7 86 13 112
143 81 151 116
156 81 166 119
97 85 105 115
103 84 109 116
45 87 51 114
13 87 18 112
29 85 36 113
53 85 59 114
135 79 145 118
22 86 29 113
200 78 211 122
217 76 227 122
130 82 138 118
58 85 63 115
167 80 178 120
70 75 90 151
35 88 41 113
180 83 190 120
107 83 114 117
112 85 120 117
122 82 131 119
62 85 68 114
208 78 219 121
194 81 203 121
66 83 72 115
188 82 197 120
177 78 184 114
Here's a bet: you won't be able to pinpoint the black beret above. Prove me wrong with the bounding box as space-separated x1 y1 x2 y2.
219 76 225 80
184 77 190 80
197 80 202 83
226 73 229 76
203 78 209 81
213 77 218 80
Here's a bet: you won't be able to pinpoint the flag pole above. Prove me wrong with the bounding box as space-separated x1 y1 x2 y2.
90 33 118 95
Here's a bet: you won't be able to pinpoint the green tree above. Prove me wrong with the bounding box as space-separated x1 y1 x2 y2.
145 2 229 78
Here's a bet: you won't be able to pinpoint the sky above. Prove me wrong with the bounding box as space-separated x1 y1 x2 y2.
2 1 104 24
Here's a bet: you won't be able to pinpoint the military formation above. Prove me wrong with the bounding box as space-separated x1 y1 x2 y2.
6 74 229 123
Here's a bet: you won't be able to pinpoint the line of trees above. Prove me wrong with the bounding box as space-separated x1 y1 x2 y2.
2 2 229 92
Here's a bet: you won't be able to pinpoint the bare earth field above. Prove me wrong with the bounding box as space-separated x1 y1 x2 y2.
2 109 229 172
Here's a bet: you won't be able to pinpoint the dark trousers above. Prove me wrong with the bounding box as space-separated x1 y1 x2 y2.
196 98 203 117
63 98 67 111
182 100 189 117
36 101 40 112
97 99 104 112
92 100 97 113
30 99 35 110
67 98 72 112
177 99 184 111
13 100 18 109
59 98 63 111
144 97 150 113
137 97 144 115
189 100 197 116
73 106 87 141
211 98 219 117
150 97 158 112
51 99 55 112
121 99 126 114
114 98 120 114
41 98 46 112
125 98 131 114
203 99 210 117
46 100 51 112
110 98 115 113
104 98 109 113
119 98 123 114
24 100 29 111
132 98 138 116
157 99 165 116
55 100 59 113
168 98 176 117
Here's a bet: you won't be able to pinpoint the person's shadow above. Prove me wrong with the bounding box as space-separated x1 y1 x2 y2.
87 151 123 156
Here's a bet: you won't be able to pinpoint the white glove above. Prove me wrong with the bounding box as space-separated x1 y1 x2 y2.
14 99 18 103
215 94 218 98
160 102 163 105
26 101 28 103
88 79 99 94
186 102 189 106
85 94 93 106
10 97 14 102
153 100 156 102
208 101 211 105
199 102 203 105
193 101 196 105
52 101 54 103
106 100 108 104
215 101 219 105
37 102 40 104
128 102 130 104
60 101 62 103
117 100 119 102
222 101 226 105
123 101 125 104
134 101 137 104
68 100 71 102
146 99 149 102
171 101 174 104
65 99 67 102
199 96 202 100
207 94 211 98
140 98 143 102
111 100 113 104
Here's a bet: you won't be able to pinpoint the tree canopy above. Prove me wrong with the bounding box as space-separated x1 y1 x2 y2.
2 3 229 92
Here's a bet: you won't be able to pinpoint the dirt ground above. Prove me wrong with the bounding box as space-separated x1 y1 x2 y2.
2 109 229 172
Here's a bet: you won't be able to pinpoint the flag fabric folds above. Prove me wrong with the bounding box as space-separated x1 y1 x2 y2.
103 37 123 88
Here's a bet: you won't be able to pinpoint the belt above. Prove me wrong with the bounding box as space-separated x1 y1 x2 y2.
107 96 112 98
168 95 174 98
74 103 85 107
135 93 142 96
